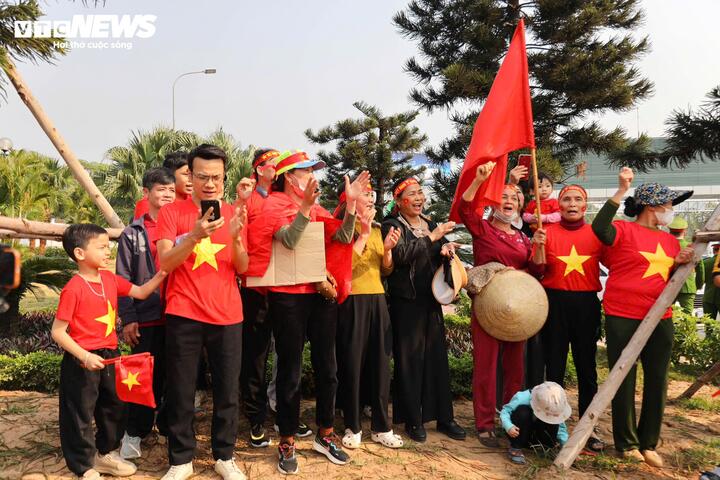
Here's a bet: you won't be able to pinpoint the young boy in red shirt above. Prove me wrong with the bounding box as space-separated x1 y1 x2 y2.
51 224 166 479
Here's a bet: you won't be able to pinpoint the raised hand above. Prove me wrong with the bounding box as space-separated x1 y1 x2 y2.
191 206 224 241
383 226 401 251
301 177 320 208
475 162 496 183
618 167 634 192
229 206 248 240
235 177 256 202
509 164 528 185
345 171 371 202
430 221 456 242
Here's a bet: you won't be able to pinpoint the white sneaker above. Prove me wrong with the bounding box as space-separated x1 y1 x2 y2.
77 468 101 480
161 462 193 480
120 432 142 459
94 450 136 477
214 458 247 480
342 429 362 449
371 430 404 448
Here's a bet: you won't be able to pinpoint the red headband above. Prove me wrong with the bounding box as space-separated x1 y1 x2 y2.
394 178 419 198
253 150 280 169
559 184 587 201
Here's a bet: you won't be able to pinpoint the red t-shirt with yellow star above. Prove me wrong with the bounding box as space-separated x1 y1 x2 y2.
542 223 603 292
157 197 244 325
602 220 680 320
56 271 132 350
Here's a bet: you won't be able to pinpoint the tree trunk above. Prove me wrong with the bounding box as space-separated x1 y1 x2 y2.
39 239 47 255
2 59 124 229
676 360 720 400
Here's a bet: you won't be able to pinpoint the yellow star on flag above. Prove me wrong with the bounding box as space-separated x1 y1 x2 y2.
121 371 141 391
639 243 675 281
557 245 592 277
192 237 226 271
94 300 116 337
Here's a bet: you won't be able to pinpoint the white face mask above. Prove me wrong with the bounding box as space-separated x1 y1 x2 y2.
492 209 515 224
655 208 675 226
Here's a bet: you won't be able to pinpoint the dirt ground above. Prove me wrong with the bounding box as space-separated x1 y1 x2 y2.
1 381 719 480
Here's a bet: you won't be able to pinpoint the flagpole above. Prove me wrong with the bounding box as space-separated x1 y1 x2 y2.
530 147 546 263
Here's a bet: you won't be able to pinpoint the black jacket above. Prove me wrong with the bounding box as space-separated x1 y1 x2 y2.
381 214 447 301
116 217 163 325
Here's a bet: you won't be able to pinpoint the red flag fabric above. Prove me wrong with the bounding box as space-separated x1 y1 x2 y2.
449 18 535 223
317 215 353 304
112 352 156 408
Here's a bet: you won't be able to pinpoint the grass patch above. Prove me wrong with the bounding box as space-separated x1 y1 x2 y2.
677 397 720 413
19 295 58 314
574 453 641 473
673 438 720 471
0 401 38 415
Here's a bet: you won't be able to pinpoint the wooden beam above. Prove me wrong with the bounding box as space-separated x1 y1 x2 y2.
676 360 720 401
554 202 720 469
693 231 720 243
0 216 123 240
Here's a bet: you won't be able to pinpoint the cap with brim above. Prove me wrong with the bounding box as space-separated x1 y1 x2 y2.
275 150 326 176
667 216 688 230
634 182 693 207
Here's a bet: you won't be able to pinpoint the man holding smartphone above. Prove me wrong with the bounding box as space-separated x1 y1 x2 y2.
157 144 249 480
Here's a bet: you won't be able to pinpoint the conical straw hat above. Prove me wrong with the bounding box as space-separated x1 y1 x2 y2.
472 269 548 342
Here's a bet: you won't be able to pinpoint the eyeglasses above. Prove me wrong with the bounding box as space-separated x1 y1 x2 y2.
193 172 224 184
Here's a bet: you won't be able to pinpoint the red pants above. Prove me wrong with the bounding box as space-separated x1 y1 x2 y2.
471 318 525 431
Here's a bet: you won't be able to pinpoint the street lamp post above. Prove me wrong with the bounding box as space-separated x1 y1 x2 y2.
172 69 217 129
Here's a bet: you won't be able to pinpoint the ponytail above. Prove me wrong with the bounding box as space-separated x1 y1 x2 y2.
623 196 644 217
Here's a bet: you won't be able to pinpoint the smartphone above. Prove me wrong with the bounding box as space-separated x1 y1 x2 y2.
516 154 532 180
200 200 221 222
0 246 21 290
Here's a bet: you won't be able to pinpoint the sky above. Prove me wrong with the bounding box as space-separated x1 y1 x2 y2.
1 0 719 165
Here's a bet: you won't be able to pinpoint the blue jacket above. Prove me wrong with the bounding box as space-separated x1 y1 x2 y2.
117 217 163 325
500 389 569 445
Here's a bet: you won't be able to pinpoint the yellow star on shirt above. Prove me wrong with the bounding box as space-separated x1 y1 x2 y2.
192 237 226 271
639 243 675 281
94 300 116 337
557 245 592 277
121 371 141 391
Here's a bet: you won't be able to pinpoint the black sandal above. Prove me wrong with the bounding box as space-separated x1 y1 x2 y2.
586 436 606 452
477 430 499 448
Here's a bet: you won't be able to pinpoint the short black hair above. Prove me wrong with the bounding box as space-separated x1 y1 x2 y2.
187 144 227 172
162 151 189 172
272 172 288 192
62 223 107 262
142 167 175 189
537 171 554 185
623 196 645 217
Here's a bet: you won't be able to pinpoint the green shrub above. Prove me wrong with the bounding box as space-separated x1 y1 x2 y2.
672 307 720 374
445 313 472 356
0 351 62 392
447 353 473 398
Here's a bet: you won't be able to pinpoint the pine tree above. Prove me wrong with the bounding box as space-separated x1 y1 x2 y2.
305 101 427 214
394 0 653 208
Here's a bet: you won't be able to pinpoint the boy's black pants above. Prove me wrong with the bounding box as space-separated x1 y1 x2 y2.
165 314 242 465
509 404 558 449
59 349 126 476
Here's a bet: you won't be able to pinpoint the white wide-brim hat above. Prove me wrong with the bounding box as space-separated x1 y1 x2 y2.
530 381 572 425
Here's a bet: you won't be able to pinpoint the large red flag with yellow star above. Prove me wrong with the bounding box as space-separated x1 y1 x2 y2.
110 352 156 408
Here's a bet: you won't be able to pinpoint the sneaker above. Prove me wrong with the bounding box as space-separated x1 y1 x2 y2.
78 469 101 480
120 432 142 459
313 432 350 465
250 423 270 448
277 442 299 475
215 458 246 480
161 462 193 480
342 428 362 449
94 450 137 477
296 422 313 438
274 422 313 438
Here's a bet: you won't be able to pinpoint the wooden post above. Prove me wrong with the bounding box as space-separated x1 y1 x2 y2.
530 147 545 263
3 59 124 229
554 202 720 470
676 360 720 401
0 216 123 240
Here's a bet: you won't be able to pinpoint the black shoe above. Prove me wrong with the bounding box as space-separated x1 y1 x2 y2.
277 442 298 475
296 422 313 438
250 423 270 448
313 432 350 465
405 424 427 443
438 420 466 440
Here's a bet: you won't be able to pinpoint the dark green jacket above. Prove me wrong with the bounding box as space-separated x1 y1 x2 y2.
703 255 720 306
678 238 704 294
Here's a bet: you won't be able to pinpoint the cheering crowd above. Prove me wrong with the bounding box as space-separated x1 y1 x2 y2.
51 144 703 479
